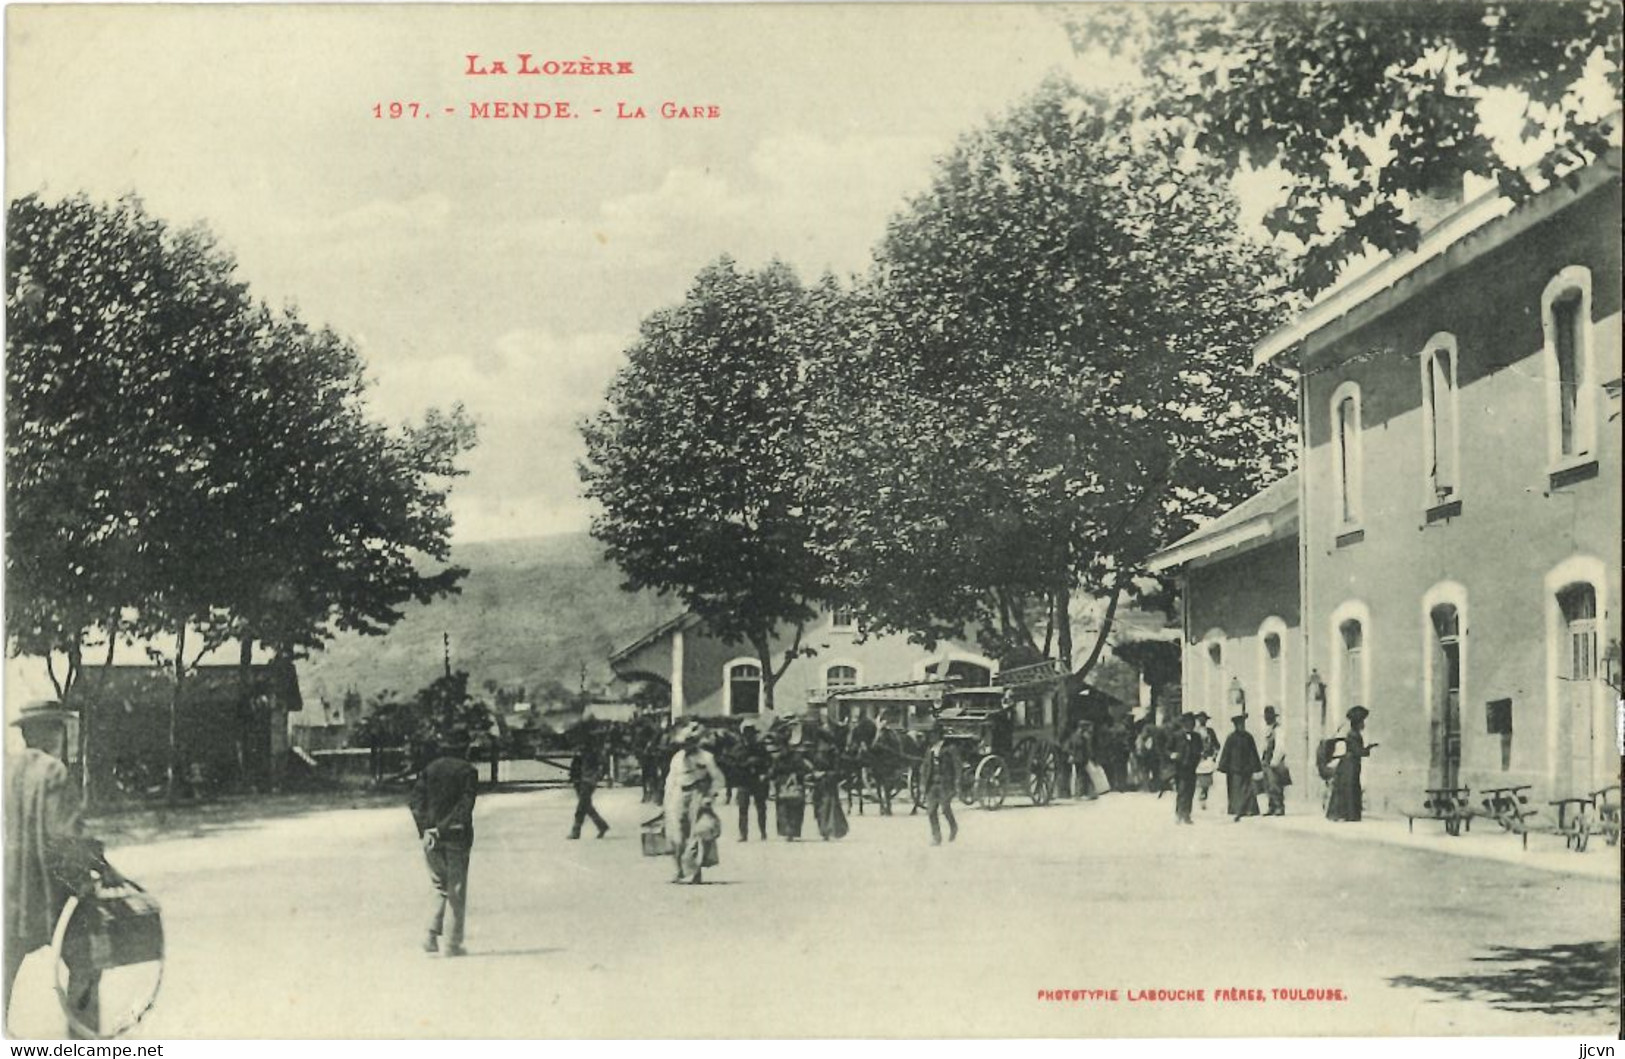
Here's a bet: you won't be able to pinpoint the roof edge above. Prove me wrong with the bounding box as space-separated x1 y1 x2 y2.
1254 153 1622 367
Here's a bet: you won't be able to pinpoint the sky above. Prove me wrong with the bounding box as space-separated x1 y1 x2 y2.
5 3 1138 545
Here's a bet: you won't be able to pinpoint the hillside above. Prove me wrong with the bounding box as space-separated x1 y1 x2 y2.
296 533 680 706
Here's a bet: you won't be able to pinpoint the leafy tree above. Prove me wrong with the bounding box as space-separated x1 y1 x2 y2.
1077 1 1623 292
350 672 493 772
6 194 259 793
407 670 493 759
808 83 1294 694
6 193 476 798
579 259 830 712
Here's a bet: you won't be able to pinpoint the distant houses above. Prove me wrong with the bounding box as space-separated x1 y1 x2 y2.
1152 153 1622 812
608 608 1000 728
608 602 1178 731
78 657 301 794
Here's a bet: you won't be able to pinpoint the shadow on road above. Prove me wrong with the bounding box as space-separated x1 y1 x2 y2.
1388 939 1620 1014
89 787 405 848
466 947 566 959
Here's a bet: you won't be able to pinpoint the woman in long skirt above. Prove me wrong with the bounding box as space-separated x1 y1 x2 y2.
773 747 808 840
1326 707 1375 822
810 744 849 841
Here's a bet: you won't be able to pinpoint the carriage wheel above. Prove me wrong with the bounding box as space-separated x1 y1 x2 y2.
976 756 1007 811
1028 745 1059 807
957 761 978 806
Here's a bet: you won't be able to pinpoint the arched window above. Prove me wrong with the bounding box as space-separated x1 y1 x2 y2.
1205 640 1225 715
826 664 858 689
1262 632 1284 711
1542 267 1595 466
1419 334 1459 505
1556 581 1600 794
726 661 762 715
1331 383 1363 527
1339 620 1365 714
1426 600 1464 787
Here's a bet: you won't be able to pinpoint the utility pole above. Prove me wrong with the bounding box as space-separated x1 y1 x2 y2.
443 632 452 679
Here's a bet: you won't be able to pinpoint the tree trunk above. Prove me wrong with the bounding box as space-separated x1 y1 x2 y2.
1070 580 1124 684
63 639 87 801
168 623 186 804
1054 580 1072 737
752 634 777 715
237 636 255 792
1055 581 1073 672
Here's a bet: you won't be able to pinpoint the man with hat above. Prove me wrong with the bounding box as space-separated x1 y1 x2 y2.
918 719 959 846
1259 706 1291 816
1216 712 1262 820
4 701 100 1035
663 722 726 882
732 722 771 842
566 736 610 840
1193 712 1220 811
409 732 480 956
1168 713 1204 824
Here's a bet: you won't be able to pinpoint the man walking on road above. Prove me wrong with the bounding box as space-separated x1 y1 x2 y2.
733 724 771 842
1260 706 1291 816
1169 713 1203 824
920 722 959 846
410 738 479 956
567 739 610 839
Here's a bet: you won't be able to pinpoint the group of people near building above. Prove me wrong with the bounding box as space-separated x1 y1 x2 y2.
402 699 1379 960
1169 707 1296 824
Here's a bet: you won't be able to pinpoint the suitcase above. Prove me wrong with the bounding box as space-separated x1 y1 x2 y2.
59 882 164 970
641 816 672 856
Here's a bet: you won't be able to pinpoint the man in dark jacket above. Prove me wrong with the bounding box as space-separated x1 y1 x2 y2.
567 740 610 839
920 723 959 846
409 738 479 956
1169 713 1204 824
731 724 771 841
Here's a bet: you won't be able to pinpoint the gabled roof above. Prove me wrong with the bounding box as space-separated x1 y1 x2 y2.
1147 473 1298 574
609 611 699 665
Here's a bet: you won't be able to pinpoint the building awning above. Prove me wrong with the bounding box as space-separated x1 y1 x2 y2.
1148 473 1298 574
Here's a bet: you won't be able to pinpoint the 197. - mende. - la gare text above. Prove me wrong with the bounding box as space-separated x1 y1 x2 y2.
370 101 721 121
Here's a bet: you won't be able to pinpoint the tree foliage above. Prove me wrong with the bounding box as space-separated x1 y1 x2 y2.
1077 1 1623 292
351 670 494 765
807 82 1294 678
578 259 831 710
6 193 477 790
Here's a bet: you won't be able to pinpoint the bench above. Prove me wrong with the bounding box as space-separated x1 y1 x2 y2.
1404 786 1473 836
1480 784 1535 849
1480 784 1609 853
1593 786 1621 848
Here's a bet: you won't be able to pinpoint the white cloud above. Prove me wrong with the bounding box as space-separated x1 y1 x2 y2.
317 193 455 238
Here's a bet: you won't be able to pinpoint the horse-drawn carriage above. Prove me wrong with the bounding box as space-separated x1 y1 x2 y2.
918 687 1064 810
